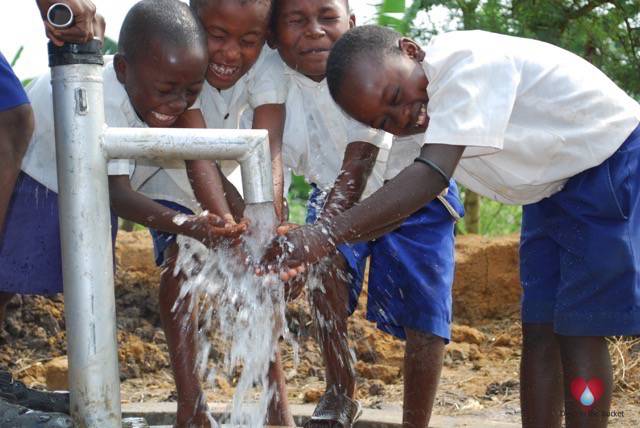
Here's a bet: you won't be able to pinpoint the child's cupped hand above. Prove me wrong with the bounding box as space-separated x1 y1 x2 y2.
258 224 334 281
188 213 248 248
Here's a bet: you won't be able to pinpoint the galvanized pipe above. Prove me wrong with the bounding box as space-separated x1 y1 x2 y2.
50 59 121 426
103 127 273 204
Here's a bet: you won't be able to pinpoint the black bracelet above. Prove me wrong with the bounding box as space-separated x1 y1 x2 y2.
414 156 450 184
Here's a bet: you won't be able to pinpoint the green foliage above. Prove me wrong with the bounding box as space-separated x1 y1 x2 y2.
10 46 24 67
410 0 640 99
456 187 522 236
102 37 118 55
377 0 410 33
287 174 311 225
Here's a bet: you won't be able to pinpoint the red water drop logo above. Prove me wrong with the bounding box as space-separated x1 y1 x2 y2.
570 377 604 408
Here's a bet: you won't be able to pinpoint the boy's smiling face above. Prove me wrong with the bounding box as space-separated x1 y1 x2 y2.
335 38 429 136
115 40 207 128
197 0 270 90
274 0 354 81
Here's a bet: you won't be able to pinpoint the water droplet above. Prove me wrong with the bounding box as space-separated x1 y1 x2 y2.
172 213 189 226
580 386 595 406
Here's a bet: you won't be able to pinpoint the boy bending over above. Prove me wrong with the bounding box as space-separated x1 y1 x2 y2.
264 26 640 428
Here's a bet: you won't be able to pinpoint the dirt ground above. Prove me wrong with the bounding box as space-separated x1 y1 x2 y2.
1 231 638 426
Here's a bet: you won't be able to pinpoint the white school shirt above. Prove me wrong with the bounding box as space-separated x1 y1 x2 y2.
198 47 287 194
21 60 134 193
384 30 640 205
281 65 390 199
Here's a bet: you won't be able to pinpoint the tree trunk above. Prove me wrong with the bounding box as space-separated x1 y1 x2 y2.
464 191 481 233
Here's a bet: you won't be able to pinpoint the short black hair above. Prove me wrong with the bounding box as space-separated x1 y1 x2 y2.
190 0 273 21
119 0 206 63
327 25 402 101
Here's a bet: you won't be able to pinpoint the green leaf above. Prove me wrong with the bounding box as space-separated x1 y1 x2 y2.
378 0 406 14
102 36 118 55
10 46 24 67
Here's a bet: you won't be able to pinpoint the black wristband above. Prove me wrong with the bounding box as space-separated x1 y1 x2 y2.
414 156 450 184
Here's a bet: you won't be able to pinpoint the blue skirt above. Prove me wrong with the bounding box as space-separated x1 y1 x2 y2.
0 172 118 295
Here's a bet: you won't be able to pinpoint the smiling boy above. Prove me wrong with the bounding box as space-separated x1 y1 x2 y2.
265 26 640 428
170 1 293 426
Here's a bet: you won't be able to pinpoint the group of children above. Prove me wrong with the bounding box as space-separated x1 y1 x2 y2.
1 0 638 428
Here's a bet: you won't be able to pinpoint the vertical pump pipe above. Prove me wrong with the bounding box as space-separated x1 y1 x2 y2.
49 39 122 427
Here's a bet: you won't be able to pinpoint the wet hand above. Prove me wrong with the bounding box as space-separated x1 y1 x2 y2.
259 224 335 279
187 213 248 248
284 268 307 301
37 0 98 46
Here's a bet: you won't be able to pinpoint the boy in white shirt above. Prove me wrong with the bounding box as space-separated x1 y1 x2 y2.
2 2 244 427
265 26 640 428
270 2 463 427
150 1 293 426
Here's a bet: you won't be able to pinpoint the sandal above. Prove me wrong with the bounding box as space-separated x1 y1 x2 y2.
304 390 362 428
0 371 70 414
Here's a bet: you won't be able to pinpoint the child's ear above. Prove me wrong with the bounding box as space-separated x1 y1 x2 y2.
349 14 356 29
113 54 127 84
398 38 425 62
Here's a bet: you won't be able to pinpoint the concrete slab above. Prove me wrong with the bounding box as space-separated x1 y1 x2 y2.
125 402 520 428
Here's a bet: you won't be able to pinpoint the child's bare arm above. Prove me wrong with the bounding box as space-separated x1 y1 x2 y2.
174 110 235 223
318 141 379 224
329 143 464 243
252 103 285 222
109 175 245 246
262 143 464 271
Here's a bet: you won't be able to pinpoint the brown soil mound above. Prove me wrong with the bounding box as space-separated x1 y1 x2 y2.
453 234 521 322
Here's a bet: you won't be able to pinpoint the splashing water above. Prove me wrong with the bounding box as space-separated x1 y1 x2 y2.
174 202 291 427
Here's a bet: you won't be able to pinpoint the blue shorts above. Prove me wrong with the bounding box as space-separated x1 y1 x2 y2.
0 172 118 295
307 182 464 341
520 124 640 336
0 52 29 111
148 200 194 266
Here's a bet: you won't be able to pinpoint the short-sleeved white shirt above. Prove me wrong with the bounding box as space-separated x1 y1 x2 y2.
384 30 640 204
21 61 136 193
197 47 287 194
282 65 390 199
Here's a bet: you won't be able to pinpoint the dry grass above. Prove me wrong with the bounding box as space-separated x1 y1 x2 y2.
608 336 640 392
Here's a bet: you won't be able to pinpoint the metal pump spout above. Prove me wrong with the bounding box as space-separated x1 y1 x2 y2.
102 127 273 205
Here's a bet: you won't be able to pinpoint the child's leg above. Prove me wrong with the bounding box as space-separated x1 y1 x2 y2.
367 183 462 428
520 323 563 428
266 347 295 426
403 328 444 428
0 292 14 328
520 127 640 428
558 335 612 428
0 104 34 234
310 253 355 398
158 243 211 428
